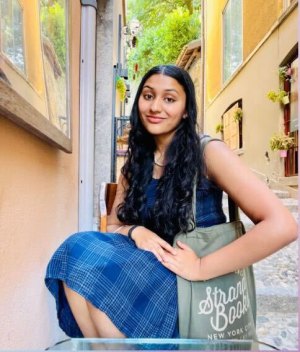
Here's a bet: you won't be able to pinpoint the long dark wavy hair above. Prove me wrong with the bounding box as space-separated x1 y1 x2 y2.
117 65 203 242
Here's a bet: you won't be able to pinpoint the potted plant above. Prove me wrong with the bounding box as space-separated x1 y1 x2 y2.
215 123 224 134
269 133 295 157
278 65 292 82
233 107 243 122
116 76 127 101
267 90 289 105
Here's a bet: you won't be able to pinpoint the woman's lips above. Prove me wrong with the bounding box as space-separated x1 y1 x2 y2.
147 115 165 124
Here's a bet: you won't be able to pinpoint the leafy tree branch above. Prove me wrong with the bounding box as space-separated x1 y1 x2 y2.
127 0 200 79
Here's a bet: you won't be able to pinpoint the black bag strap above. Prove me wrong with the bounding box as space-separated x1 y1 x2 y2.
197 135 240 223
228 196 240 222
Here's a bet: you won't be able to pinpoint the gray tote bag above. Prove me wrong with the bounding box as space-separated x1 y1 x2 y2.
174 220 257 340
174 137 257 340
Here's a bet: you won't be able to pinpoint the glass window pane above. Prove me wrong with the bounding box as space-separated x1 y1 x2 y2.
39 0 69 137
223 0 242 82
0 0 25 73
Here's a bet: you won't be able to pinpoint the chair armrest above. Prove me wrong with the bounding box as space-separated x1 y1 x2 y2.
98 182 118 232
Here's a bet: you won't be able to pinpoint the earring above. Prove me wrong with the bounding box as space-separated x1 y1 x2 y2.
183 114 187 119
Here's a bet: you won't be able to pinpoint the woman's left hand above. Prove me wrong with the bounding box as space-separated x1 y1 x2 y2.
161 240 202 281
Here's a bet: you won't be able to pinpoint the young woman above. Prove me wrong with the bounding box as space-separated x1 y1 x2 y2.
45 65 297 339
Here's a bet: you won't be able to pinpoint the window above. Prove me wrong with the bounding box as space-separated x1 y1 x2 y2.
222 101 243 150
40 0 69 137
289 58 298 133
0 0 71 152
0 0 25 73
283 57 298 176
223 0 242 83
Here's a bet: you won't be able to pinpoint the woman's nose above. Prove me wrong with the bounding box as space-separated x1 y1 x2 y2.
150 98 162 112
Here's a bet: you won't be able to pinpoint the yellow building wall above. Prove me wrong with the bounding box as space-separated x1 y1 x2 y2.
205 0 226 103
204 5 298 181
0 1 81 349
243 0 281 58
205 0 285 103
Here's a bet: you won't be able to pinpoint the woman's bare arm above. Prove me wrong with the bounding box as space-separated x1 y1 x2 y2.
106 174 177 260
161 141 297 280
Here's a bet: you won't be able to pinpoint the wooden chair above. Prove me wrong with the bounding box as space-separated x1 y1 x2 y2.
98 182 118 232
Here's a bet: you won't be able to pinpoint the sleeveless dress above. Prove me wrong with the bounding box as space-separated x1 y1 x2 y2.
45 177 226 338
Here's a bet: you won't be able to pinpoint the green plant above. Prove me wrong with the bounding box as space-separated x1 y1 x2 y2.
233 107 243 122
269 133 295 151
215 123 224 134
278 65 292 82
116 76 126 101
127 5 200 79
267 90 289 105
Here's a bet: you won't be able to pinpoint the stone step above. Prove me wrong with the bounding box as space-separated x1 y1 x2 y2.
222 189 295 200
272 189 290 199
222 191 298 215
280 198 298 213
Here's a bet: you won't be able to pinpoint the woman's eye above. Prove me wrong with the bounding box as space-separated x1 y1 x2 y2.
165 97 175 103
143 94 153 100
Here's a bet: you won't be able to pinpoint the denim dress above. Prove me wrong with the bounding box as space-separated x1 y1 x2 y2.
45 177 226 338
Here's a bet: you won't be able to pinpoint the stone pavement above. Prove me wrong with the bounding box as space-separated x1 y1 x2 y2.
254 239 298 350
223 191 298 350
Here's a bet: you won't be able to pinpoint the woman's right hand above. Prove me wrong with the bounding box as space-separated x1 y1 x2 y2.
131 226 177 262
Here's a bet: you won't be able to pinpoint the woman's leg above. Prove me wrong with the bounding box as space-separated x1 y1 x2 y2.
63 282 99 337
63 282 125 338
87 301 125 338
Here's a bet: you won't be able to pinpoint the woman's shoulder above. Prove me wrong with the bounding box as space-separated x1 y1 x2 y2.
198 133 225 166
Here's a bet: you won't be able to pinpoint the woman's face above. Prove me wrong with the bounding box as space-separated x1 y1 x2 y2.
138 74 187 140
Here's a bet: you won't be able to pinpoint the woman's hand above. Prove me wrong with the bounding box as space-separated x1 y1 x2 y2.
132 226 177 262
161 240 202 281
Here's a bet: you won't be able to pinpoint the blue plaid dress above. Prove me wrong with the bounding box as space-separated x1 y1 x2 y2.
45 178 226 338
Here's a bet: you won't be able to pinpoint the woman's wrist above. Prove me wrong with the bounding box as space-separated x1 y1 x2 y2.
128 225 140 241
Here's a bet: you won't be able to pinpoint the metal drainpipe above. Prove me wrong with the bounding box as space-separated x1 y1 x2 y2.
79 0 97 231
111 14 127 182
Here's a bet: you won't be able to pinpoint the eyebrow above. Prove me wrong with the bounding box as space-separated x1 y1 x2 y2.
142 85 179 93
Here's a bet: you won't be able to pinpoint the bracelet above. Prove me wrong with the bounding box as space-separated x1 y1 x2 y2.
128 225 140 241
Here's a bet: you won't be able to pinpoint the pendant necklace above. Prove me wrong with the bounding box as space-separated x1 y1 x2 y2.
154 152 165 167
154 158 165 167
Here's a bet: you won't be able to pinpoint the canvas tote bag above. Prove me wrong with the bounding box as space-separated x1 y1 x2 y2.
174 136 257 340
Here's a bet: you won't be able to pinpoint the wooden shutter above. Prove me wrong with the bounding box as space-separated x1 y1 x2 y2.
223 103 239 150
